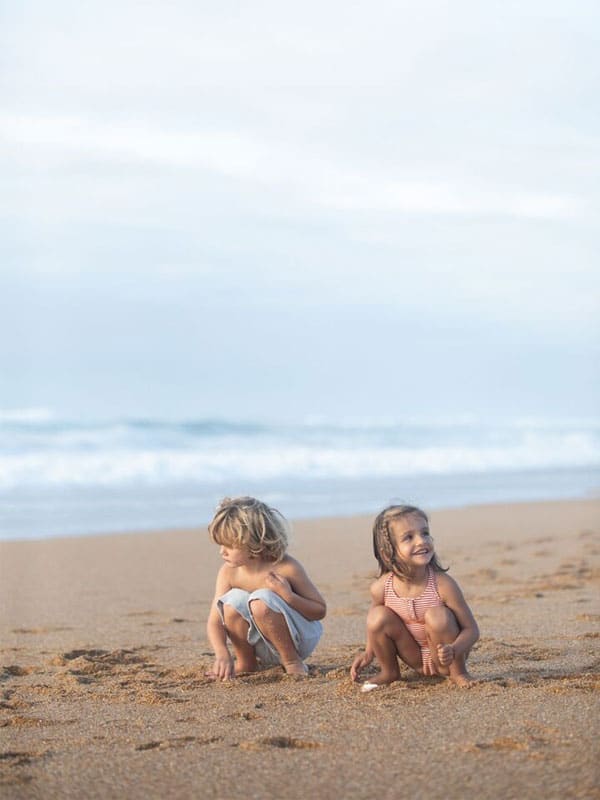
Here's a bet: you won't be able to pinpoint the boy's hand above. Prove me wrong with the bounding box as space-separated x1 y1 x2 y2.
264 571 293 601
209 654 235 681
350 650 374 682
437 643 455 667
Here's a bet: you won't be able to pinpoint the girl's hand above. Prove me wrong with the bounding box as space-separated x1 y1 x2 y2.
350 650 374 682
209 654 235 681
264 571 293 601
437 643 455 667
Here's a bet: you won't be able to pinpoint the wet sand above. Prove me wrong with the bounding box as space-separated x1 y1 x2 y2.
1 499 599 799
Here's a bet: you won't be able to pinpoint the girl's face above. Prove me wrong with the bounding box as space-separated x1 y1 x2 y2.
219 542 252 567
389 513 434 569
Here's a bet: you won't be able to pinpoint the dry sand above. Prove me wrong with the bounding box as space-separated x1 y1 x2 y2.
1 498 599 799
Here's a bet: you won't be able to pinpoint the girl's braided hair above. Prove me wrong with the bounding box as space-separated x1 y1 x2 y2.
372 504 447 579
208 496 288 563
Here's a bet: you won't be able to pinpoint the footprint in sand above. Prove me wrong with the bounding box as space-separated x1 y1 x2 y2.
232 668 287 685
0 751 33 767
0 715 74 728
134 687 187 705
135 736 222 751
1 666 38 682
480 640 563 663
0 690 29 711
546 674 600 693
52 648 146 668
238 736 322 751
0 750 46 784
11 627 73 635
466 737 529 752
465 723 560 757
125 610 159 617
222 710 263 721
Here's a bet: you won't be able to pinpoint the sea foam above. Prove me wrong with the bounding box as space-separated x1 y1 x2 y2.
0 414 598 489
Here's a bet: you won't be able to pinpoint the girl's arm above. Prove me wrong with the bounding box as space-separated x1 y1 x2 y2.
263 557 326 621
437 572 480 657
206 566 235 679
350 576 386 681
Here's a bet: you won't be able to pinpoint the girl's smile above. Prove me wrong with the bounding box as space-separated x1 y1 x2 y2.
389 514 435 567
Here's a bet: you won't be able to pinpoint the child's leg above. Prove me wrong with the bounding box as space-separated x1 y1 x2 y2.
365 605 422 685
248 599 307 675
423 606 474 687
221 603 259 674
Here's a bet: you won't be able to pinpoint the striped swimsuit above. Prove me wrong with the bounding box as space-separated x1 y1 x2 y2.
383 566 444 675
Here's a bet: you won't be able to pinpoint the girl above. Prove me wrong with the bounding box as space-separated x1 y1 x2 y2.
206 496 326 679
351 504 479 691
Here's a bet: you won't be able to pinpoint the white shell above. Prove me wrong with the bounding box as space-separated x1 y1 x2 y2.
360 681 380 693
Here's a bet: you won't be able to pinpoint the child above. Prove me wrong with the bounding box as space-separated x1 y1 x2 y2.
206 496 326 679
351 504 479 691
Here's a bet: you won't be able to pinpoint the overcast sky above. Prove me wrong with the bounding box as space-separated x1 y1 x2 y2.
1 0 598 420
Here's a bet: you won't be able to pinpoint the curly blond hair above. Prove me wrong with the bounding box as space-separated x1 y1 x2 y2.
372 504 447 579
208 496 289 563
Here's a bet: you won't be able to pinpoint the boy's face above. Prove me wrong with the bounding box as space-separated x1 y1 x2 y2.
219 542 252 567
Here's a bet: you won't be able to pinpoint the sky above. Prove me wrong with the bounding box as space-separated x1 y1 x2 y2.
1 0 598 421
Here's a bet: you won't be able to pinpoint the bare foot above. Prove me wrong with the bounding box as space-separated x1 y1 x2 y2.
450 672 476 688
282 660 309 677
234 661 259 675
357 671 399 687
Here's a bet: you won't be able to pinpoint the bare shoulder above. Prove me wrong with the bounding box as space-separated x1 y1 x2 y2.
214 562 235 592
275 554 308 577
218 561 235 579
435 571 465 600
369 573 388 603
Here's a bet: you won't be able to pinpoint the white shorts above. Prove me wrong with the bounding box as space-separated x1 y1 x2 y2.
217 587 323 666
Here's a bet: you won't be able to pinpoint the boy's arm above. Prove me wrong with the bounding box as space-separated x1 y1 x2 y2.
206 566 234 679
264 558 326 621
437 573 480 658
350 577 386 681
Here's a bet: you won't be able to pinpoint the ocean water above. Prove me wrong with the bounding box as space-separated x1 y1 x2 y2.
1 410 598 541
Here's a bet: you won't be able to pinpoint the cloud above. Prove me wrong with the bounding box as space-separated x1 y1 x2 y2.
0 1 598 420
0 112 584 222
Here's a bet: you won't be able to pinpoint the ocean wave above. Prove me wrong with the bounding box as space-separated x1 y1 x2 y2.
1 434 598 489
1 411 598 489
3 409 599 432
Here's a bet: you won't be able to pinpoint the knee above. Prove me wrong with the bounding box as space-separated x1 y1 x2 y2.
424 605 455 633
366 605 396 633
248 598 275 625
222 603 246 627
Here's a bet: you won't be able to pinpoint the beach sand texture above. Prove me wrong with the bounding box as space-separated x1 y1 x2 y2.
1 499 599 799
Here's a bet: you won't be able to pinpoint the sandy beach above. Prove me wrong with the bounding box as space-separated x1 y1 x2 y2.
1 498 599 799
